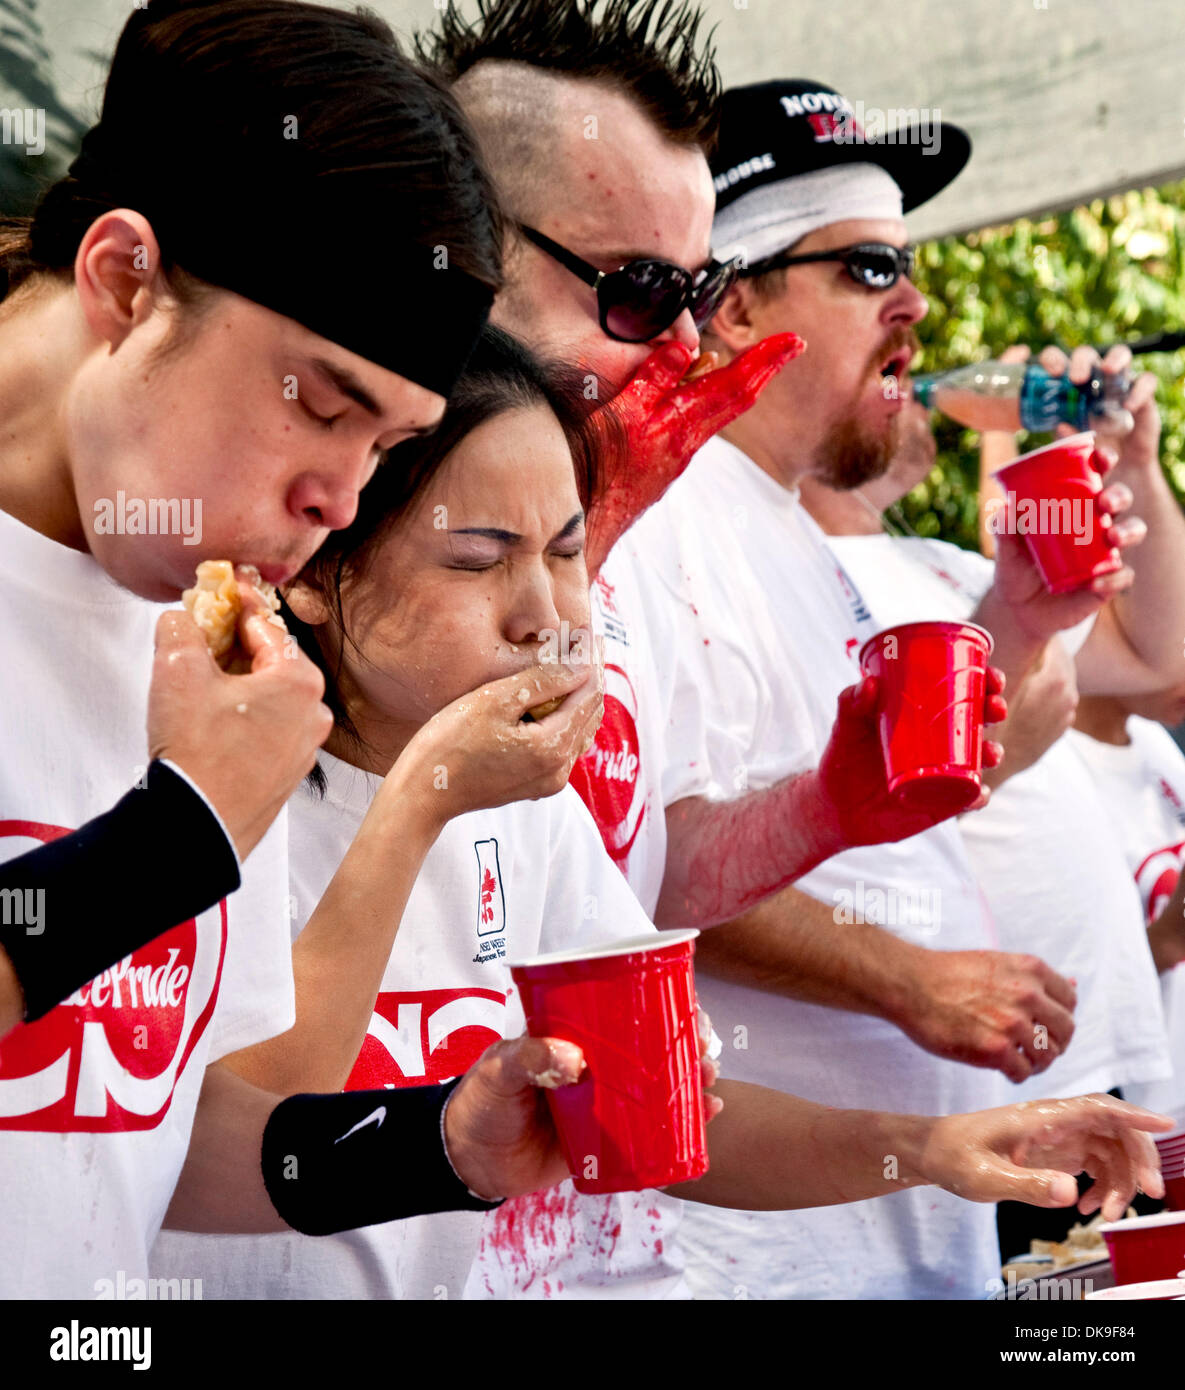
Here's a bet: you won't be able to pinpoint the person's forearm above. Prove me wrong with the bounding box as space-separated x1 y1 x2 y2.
978 432 1019 559
977 651 1062 790
221 764 443 1096
656 774 845 930
1102 455 1185 687
0 761 240 1038
692 887 923 1021
669 1079 935 1209
969 587 1045 695
164 1062 285 1234
165 1061 497 1236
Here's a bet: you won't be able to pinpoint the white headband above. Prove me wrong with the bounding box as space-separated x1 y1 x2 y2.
712 162 904 265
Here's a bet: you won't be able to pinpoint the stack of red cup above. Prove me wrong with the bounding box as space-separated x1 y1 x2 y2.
1156 1127 1185 1212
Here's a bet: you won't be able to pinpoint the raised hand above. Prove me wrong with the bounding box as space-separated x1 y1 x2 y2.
924 1093 1172 1220
583 332 805 578
811 668 1007 847
389 635 606 829
149 578 332 860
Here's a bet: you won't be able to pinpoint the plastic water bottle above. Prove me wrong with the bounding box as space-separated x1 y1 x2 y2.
911 359 1133 432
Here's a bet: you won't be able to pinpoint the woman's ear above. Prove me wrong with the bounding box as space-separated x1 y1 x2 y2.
283 577 331 627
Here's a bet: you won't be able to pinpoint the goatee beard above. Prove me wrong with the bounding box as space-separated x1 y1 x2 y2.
814 410 901 491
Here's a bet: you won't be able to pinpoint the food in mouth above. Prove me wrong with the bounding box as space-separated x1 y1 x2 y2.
182 560 285 672
523 696 565 722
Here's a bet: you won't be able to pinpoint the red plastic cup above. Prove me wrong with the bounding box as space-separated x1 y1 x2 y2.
1099 1211 1185 1284
509 929 707 1196
1154 1128 1185 1185
859 620 994 817
992 432 1122 594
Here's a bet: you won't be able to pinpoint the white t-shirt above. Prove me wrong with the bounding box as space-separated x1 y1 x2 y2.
153 752 689 1299
621 437 1005 1301
571 545 670 920
0 506 293 1300
1067 718 1185 1121
828 532 1170 1101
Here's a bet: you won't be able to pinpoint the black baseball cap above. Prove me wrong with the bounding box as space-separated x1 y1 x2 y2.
712 79 970 216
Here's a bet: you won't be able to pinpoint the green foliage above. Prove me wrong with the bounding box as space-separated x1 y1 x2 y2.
902 181 1185 549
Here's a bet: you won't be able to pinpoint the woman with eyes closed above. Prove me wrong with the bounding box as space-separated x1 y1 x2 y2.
148 325 691 1299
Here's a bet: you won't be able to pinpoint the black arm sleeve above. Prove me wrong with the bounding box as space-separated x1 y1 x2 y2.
261 1079 504 1235
0 759 241 1021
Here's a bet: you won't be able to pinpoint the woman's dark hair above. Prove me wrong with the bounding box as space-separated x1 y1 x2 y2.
0 0 504 314
285 324 609 794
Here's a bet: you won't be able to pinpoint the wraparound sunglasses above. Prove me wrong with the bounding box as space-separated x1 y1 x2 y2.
741 241 916 290
520 225 741 343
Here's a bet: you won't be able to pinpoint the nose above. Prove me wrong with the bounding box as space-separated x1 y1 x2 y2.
286 461 366 533
883 275 928 329
654 306 700 353
504 565 564 648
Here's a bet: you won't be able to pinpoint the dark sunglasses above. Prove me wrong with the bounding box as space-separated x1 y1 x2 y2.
742 241 916 290
520 225 740 343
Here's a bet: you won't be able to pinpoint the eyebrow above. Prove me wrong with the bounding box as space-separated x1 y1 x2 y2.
450 512 586 546
600 249 714 273
310 358 383 417
311 357 438 438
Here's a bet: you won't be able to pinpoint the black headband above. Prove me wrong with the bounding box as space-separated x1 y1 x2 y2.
61 127 493 399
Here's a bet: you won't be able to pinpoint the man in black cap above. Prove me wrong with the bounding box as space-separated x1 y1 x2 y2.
623 76 1185 1297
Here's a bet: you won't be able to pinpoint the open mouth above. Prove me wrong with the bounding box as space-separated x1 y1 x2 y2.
878 349 912 382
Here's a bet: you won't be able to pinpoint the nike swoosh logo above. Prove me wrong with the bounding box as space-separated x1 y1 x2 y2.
334 1106 386 1144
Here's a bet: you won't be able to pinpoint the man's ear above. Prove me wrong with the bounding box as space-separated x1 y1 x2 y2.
283 578 332 628
705 278 764 356
73 209 166 351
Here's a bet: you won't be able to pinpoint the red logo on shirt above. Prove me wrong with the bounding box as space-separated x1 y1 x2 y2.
0 820 226 1133
570 663 644 870
346 987 509 1088
1158 777 1185 817
593 572 619 616
475 839 505 937
1134 840 1185 924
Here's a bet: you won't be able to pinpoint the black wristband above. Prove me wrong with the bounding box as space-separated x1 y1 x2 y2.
261 1079 504 1236
0 760 241 1021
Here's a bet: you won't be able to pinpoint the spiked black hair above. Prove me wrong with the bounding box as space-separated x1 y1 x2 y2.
416 0 721 153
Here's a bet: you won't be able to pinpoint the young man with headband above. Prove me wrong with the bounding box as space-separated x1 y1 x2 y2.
0 0 571 1298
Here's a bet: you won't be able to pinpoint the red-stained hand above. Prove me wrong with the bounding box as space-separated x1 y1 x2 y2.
812 669 1008 847
583 332 805 579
